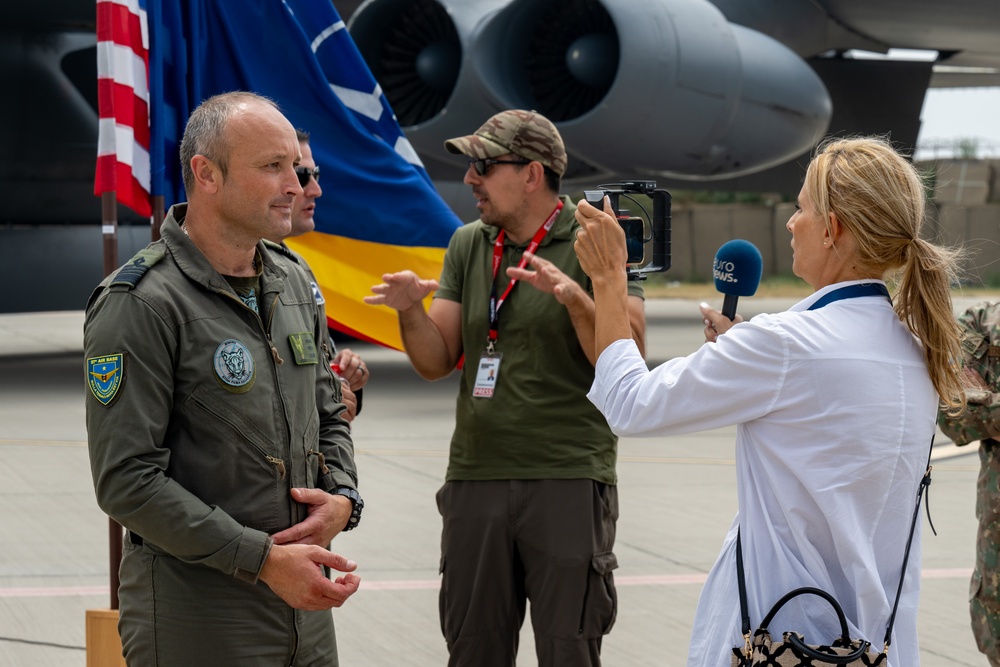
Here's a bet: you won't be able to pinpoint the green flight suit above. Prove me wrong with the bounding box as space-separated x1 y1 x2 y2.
84 204 357 666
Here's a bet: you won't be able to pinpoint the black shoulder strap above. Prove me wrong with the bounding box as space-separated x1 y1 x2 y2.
882 435 935 649
109 245 167 290
736 532 752 664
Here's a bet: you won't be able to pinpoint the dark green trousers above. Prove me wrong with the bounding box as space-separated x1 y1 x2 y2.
117 532 339 666
436 479 619 667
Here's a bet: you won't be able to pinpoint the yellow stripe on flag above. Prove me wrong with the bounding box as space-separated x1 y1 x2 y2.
286 233 446 351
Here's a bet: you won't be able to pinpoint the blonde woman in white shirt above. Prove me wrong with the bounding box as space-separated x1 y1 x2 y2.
572 136 965 667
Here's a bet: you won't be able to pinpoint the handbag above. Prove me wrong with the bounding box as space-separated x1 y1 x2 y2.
731 437 936 666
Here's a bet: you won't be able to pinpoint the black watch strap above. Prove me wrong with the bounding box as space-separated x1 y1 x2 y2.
333 486 363 531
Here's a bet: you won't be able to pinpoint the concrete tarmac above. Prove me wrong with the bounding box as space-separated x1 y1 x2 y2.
0 297 991 666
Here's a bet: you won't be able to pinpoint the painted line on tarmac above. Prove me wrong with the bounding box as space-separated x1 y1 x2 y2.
355 441 977 466
0 585 108 598
930 442 978 461
0 438 86 447
1 569 972 598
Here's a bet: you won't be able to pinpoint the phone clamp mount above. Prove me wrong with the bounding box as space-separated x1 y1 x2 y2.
583 180 671 281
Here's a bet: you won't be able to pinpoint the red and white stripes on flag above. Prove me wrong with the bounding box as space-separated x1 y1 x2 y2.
94 0 152 217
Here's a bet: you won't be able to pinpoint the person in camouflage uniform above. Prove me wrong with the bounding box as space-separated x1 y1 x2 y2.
366 110 646 666
938 301 1000 666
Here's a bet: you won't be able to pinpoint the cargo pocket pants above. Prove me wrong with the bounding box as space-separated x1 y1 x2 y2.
436 479 619 667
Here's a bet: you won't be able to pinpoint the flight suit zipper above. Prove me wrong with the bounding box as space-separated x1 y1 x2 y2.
220 287 292 483
266 456 286 479
214 284 284 365
256 284 302 666
308 449 330 476
214 283 295 512
263 297 284 365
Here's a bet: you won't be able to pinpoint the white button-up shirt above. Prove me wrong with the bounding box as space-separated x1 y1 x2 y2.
589 280 936 667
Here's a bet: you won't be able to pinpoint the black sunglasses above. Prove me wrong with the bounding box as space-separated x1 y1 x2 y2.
468 157 531 176
295 165 320 187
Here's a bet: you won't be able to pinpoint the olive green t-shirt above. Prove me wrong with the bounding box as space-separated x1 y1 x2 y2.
435 196 644 485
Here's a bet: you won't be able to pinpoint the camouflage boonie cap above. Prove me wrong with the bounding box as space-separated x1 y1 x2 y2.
444 109 567 177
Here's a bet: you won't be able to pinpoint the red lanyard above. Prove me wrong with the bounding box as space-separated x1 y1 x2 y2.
487 201 564 350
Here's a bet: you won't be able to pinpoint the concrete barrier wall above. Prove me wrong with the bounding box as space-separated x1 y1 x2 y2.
924 159 999 206
934 203 1000 285
671 204 781 282
664 201 1000 286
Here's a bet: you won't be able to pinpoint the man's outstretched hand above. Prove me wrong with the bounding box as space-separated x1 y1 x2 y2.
365 271 439 312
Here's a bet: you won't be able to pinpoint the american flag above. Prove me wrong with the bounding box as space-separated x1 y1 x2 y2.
94 0 152 217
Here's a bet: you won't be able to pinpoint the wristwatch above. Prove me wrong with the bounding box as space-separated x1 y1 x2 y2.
332 486 364 531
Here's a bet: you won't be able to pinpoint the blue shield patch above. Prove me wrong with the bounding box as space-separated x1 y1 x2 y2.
87 353 126 406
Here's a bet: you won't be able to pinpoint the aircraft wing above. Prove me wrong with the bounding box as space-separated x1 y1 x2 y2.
345 0 1000 190
3 0 998 226
708 0 1000 88
1 0 997 314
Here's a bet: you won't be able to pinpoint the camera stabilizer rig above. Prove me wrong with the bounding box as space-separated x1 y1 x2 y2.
583 180 672 281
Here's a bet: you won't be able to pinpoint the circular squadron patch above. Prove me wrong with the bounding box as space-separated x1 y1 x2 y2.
213 339 255 393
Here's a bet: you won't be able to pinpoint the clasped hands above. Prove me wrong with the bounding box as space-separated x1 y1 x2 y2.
260 487 360 611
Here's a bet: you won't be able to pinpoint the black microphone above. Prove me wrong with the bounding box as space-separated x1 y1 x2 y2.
713 240 763 321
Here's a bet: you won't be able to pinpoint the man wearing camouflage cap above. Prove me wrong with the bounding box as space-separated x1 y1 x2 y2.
938 301 1000 666
366 109 646 666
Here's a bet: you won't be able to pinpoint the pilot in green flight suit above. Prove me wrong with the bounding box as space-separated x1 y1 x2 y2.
85 92 362 666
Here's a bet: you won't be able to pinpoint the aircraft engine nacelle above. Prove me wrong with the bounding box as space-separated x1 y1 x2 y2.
348 0 513 180
349 0 832 181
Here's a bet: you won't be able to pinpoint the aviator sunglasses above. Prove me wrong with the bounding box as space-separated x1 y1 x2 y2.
295 165 320 187
468 157 531 176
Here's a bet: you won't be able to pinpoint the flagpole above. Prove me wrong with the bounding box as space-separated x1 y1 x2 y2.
101 191 123 612
152 195 165 241
101 193 119 277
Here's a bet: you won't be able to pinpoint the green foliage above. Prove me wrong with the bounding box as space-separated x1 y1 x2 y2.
961 273 1000 290
957 138 980 159
916 163 937 203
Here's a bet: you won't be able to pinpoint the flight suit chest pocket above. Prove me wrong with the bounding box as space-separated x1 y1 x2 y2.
183 385 286 533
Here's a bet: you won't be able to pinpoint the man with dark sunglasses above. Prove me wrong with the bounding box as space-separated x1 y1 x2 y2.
288 130 322 237
366 109 646 666
467 156 531 176
265 129 369 421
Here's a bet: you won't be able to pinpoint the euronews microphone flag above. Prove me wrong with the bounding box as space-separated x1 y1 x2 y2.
713 240 763 321
145 0 463 349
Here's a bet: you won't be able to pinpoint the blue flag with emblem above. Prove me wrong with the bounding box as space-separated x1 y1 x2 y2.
145 0 462 349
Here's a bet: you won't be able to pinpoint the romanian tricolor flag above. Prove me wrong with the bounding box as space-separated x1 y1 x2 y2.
140 0 462 349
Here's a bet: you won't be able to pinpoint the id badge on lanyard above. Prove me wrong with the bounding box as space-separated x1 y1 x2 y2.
472 352 502 398
474 201 563 399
